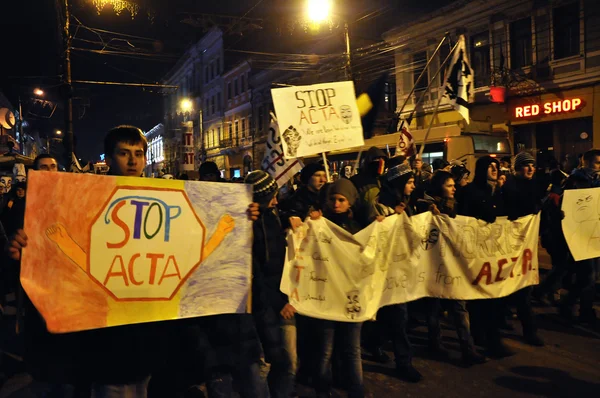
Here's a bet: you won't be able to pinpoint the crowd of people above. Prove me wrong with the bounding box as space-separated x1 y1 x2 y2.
0 126 598 398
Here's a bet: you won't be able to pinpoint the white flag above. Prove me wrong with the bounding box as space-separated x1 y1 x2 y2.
70 153 83 173
395 122 416 157
443 35 474 123
261 112 303 187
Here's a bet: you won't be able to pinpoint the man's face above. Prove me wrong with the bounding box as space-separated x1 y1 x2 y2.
487 162 498 181
328 194 351 213
16 188 25 198
107 142 146 177
586 155 600 171
519 163 536 180
308 171 327 192
37 158 58 172
412 159 422 171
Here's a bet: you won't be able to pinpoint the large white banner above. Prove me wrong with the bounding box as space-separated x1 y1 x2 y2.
271 81 364 159
562 188 600 261
261 112 303 186
281 213 540 322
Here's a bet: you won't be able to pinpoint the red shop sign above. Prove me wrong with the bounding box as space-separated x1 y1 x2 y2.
514 98 583 118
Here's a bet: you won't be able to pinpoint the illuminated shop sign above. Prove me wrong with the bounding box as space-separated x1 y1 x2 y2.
515 98 583 118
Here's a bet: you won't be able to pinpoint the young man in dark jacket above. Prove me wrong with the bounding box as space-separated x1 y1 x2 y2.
279 162 327 230
502 151 544 347
245 170 296 398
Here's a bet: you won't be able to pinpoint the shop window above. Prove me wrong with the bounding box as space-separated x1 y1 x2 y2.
511 17 532 68
471 31 491 87
413 51 428 92
553 2 580 59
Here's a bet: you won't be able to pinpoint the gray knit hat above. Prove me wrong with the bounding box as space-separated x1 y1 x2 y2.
513 152 535 171
327 178 359 206
245 170 278 203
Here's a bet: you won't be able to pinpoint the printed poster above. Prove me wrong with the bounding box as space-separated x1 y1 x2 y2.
281 213 540 322
21 171 252 333
271 81 364 159
562 188 600 261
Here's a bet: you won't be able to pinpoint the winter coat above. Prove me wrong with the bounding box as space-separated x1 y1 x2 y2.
278 185 322 229
457 156 505 222
416 193 457 218
503 175 543 220
324 210 362 235
252 208 288 314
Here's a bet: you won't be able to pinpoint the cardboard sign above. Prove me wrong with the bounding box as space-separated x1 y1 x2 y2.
271 81 364 158
281 213 540 322
562 188 600 261
21 171 252 333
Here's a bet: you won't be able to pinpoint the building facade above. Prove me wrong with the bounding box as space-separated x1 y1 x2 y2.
144 123 165 177
383 0 600 166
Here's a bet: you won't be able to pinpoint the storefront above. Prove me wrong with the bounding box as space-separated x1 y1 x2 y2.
508 87 596 168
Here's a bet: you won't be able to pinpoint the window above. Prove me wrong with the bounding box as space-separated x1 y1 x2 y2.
258 106 264 131
241 118 246 137
211 96 215 114
227 82 232 100
383 81 396 112
553 2 580 59
234 120 239 140
234 78 239 96
471 135 511 154
412 51 428 92
585 0 600 53
217 92 222 112
217 127 221 145
471 32 491 87
511 17 532 68
228 123 233 140
241 74 246 93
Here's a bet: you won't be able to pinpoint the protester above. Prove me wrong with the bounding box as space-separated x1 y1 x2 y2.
199 161 223 182
502 151 544 346
365 157 423 382
416 171 487 367
279 162 327 230
245 170 296 398
350 146 388 227
431 158 451 172
310 179 365 398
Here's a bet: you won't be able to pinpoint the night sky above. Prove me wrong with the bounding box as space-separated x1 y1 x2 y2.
1 0 457 161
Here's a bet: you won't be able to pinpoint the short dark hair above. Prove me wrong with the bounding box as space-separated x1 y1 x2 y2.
582 149 600 167
104 125 148 158
33 154 58 170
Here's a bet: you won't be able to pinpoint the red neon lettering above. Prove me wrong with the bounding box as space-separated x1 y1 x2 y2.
515 107 523 118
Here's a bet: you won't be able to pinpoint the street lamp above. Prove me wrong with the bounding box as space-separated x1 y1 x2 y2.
56 130 62 135
307 0 332 24
179 98 193 113
34 88 44 96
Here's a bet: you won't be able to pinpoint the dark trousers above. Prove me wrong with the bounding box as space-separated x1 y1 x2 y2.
538 244 570 296
509 286 537 337
468 299 504 349
427 299 475 353
313 320 364 398
563 258 598 316
367 304 412 366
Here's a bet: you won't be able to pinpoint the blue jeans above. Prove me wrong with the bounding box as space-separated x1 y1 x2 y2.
91 379 149 398
313 320 364 398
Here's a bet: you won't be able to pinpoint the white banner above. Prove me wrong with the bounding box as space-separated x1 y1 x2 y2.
182 121 194 171
562 188 600 261
281 213 540 322
271 81 364 159
261 112 303 186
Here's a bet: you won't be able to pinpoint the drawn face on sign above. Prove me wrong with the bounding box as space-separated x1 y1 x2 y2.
89 187 206 300
282 125 302 157
0 176 12 194
573 194 594 222
339 105 353 124
345 289 362 319
421 227 439 250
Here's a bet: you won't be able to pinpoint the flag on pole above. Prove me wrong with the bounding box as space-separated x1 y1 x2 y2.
443 35 474 123
395 122 417 157
262 112 303 187
356 72 389 139
70 153 83 173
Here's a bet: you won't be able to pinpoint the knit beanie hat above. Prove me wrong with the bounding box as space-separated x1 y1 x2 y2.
386 156 412 181
513 152 535 171
327 178 359 206
245 170 278 204
300 163 326 185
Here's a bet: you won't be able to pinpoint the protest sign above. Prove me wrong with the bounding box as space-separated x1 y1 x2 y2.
21 171 252 333
281 212 540 322
261 112 303 186
271 81 364 159
562 187 600 261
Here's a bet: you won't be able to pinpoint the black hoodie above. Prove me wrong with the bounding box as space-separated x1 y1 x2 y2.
458 156 505 223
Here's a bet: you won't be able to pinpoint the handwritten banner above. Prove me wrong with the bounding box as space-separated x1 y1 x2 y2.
21 171 252 333
562 187 600 261
261 112 303 186
281 213 540 322
271 81 364 159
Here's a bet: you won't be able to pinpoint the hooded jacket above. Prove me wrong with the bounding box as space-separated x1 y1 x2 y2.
351 147 387 227
278 185 322 229
503 174 543 220
458 156 505 223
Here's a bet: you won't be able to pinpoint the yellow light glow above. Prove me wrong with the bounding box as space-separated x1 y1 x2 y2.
180 99 193 112
56 130 62 135
91 0 139 18
34 88 44 96
307 0 332 23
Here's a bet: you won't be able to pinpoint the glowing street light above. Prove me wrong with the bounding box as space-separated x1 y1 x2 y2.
56 130 62 135
306 0 332 24
34 88 44 96
179 98 193 113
